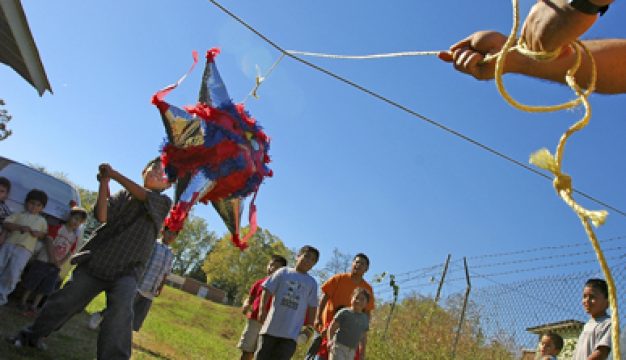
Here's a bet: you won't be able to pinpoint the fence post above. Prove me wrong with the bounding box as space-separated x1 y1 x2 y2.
435 254 452 304
383 274 398 339
451 257 471 359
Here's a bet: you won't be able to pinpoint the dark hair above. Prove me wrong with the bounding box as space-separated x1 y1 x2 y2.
542 332 564 352
25 189 48 207
298 245 320 262
142 156 162 174
353 287 371 304
271 255 288 267
0 176 11 192
354 253 370 267
585 278 609 299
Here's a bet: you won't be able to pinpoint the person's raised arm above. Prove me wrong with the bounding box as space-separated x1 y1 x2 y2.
99 164 148 202
94 167 111 223
439 31 626 94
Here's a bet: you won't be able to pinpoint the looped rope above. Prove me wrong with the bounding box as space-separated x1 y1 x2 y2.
486 0 620 358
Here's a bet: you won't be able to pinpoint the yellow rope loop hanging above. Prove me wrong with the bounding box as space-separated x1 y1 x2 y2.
489 0 620 358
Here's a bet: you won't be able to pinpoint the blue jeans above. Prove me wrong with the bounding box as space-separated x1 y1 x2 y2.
20 267 137 360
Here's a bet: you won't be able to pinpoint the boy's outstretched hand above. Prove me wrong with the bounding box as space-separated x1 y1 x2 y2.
438 31 508 80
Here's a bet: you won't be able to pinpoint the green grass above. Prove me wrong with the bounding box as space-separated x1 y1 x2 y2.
0 286 246 359
0 286 516 359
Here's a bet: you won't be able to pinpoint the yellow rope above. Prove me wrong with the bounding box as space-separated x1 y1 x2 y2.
490 0 620 358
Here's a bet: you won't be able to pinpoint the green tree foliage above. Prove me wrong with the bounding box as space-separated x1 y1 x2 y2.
170 214 217 279
202 228 292 304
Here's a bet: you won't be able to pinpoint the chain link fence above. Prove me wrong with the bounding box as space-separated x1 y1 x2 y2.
372 237 626 359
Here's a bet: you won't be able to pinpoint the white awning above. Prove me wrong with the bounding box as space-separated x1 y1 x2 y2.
0 0 51 96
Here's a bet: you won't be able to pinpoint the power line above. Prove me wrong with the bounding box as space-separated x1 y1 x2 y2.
207 0 626 217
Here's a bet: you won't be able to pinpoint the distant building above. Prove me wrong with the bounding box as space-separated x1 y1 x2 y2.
524 319 585 359
165 273 227 304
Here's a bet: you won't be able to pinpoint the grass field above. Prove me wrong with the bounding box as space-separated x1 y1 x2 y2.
0 286 246 360
0 284 516 359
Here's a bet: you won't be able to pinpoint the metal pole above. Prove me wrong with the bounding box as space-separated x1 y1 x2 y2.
435 254 452 304
451 257 471 359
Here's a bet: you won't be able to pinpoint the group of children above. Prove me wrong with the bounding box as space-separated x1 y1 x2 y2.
237 248 373 360
0 176 87 313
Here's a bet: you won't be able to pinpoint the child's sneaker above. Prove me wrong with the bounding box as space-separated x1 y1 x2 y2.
88 312 103 330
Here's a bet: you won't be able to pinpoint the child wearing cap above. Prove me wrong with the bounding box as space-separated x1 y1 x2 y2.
19 206 87 313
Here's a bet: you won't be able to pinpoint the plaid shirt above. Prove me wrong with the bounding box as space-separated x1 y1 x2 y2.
83 189 171 281
137 241 173 299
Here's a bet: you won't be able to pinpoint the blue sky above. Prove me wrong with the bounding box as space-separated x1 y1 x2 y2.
2 0 626 299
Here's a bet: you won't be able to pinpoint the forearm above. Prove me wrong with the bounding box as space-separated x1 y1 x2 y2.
45 237 56 258
110 171 147 202
508 39 626 94
257 290 271 321
94 180 109 223
305 306 316 327
360 332 368 358
2 222 21 232
327 321 338 343
315 294 329 325
241 296 251 314
32 231 47 239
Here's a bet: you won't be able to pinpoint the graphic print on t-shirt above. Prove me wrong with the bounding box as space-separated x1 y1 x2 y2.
280 280 302 310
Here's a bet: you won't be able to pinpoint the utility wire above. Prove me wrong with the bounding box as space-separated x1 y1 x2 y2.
208 0 626 217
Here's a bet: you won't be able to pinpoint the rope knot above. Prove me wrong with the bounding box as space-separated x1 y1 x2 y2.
553 174 572 194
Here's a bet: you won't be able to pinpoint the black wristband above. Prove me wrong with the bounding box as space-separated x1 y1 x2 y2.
568 0 610 16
